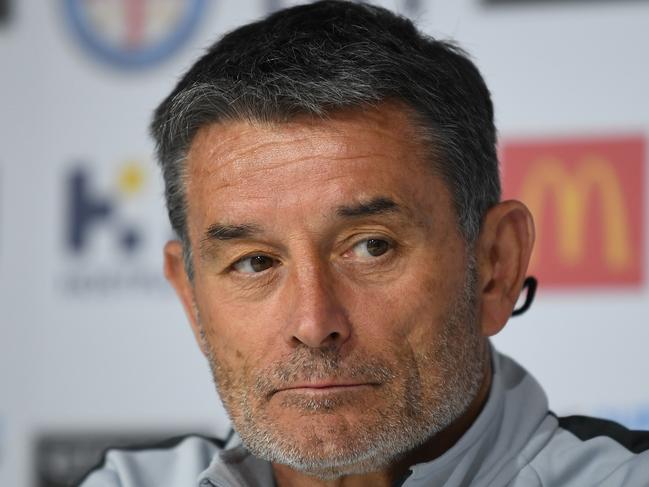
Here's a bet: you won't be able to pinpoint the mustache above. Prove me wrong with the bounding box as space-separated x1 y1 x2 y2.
254 346 395 397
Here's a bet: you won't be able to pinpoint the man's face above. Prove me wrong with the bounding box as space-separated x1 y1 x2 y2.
181 104 487 478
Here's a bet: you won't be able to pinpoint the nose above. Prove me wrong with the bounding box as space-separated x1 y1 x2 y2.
283 262 352 349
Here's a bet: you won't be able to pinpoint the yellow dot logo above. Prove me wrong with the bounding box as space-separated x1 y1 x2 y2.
117 161 146 195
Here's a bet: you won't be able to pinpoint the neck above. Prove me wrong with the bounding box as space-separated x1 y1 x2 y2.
272 348 493 487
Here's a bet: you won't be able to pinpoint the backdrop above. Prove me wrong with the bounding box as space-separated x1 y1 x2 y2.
1 1 647 486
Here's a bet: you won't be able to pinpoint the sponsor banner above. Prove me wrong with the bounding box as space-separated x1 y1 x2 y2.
501 135 646 288
35 431 202 487
57 158 173 296
63 0 207 69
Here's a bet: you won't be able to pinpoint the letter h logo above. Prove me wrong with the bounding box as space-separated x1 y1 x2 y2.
66 165 141 255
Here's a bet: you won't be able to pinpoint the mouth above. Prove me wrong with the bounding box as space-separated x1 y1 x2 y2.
272 382 378 396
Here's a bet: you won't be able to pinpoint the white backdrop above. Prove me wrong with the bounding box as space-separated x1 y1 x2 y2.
1 1 648 486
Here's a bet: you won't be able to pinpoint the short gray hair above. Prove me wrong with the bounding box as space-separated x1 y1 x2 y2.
151 0 501 278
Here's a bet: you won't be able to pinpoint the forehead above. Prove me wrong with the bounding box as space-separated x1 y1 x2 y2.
184 104 453 232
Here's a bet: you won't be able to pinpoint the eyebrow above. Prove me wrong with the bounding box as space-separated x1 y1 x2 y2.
202 223 262 244
335 196 401 218
200 196 403 254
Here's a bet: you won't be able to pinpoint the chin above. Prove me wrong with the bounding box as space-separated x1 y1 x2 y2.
270 440 400 481
239 412 426 480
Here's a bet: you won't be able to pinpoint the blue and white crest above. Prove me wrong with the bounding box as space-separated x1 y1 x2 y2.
64 0 207 69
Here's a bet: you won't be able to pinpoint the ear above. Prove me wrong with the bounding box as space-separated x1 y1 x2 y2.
163 240 208 356
476 200 535 337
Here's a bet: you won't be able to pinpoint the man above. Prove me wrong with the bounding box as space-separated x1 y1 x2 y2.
80 1 649 486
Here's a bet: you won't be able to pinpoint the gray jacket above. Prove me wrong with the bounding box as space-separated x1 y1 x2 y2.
79 350 649 486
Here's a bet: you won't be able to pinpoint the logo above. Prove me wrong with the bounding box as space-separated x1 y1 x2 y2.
58 159 172 295
64 0 207 68
501 135 645 288
67 163 143 255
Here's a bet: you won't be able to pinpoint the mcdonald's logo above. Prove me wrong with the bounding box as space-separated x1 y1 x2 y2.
501 135 645 288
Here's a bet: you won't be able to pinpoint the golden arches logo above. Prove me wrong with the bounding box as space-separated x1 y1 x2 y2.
521 157 632 271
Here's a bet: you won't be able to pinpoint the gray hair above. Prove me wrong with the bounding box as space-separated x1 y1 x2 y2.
151 0 501 278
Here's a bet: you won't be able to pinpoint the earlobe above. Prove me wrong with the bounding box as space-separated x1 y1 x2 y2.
477 200 535 337
163 240 207 356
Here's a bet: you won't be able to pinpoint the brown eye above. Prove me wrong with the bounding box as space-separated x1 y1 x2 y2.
366 239 390 257
233 255 276 274
250 255 274 272
351 238 392 259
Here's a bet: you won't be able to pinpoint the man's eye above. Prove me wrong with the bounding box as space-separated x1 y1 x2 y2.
350 238 392 258
232 255 276 274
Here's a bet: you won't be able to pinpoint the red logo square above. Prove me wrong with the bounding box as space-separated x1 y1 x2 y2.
501 135 645 288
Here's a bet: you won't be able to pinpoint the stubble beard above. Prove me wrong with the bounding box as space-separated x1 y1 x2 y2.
199 258 486 480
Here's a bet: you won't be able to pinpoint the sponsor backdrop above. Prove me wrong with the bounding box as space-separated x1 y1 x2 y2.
1 1 647 485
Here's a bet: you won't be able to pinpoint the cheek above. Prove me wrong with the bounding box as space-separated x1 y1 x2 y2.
346 268 451 344
196 289 274 370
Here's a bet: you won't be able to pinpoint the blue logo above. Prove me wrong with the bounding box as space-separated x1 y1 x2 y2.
58 160 173 295
67 166 141 254
64 0 207 68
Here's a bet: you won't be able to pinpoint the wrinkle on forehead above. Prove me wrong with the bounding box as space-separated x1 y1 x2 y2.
183 102 445 240
186 102 429 181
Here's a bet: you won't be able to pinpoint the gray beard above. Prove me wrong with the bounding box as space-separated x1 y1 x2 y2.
199 257 486 480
